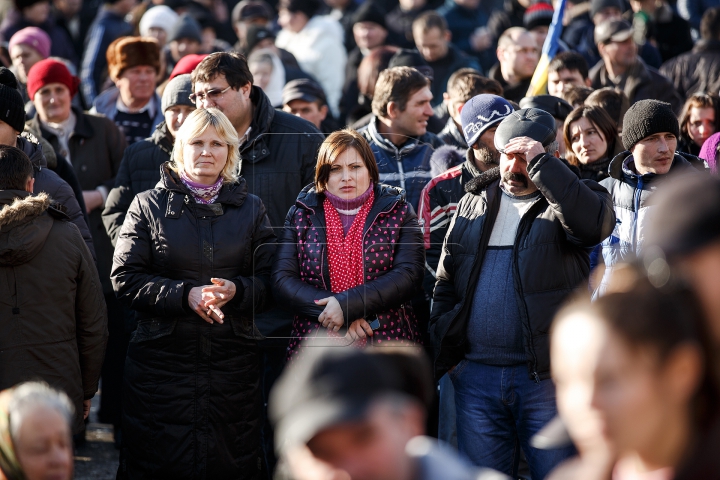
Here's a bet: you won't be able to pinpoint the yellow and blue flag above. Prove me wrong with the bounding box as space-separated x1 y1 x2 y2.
526 0 567 97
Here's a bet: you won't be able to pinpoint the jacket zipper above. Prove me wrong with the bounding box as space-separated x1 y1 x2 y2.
632 176 643 251
512 197 544 383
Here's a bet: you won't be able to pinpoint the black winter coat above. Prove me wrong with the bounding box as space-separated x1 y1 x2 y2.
102 122 173 245
272 183 425 353
660 40 720 102
429 155 615 380
239 86 324 228
111 165 276 479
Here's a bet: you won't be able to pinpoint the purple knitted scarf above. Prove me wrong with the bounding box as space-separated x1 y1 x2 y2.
179 170 223 204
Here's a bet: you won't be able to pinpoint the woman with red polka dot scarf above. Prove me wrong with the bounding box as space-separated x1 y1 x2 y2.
273 129 426 360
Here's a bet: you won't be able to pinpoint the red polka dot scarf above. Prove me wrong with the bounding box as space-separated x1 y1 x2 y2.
323 188 375 294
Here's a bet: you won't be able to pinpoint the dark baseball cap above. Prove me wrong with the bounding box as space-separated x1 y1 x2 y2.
494 107 557 153
594 19 634 45
269 347 406 454
519 95 573 121
245 24 276 52
282 78 327 106
232 0 273 24
645 173 720 258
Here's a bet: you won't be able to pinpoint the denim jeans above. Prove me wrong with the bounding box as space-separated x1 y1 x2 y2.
438 373 458 448
450 361 574 479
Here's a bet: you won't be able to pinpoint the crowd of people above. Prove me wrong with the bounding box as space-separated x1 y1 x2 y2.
0 0 720 478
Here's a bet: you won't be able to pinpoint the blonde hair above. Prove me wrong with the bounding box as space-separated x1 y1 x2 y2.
170 108 241 184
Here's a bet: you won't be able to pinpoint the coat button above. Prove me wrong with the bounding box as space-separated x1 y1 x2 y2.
261 149 267 155
170 211 175 215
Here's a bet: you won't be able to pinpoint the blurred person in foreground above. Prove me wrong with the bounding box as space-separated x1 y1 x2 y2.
103 74 195 245
0 145 107 438
272 129 424 358
645 173 720 478
430 107 614 477
0 382 76 480
553 264 720 479
111 108 276 478
269 345 510 480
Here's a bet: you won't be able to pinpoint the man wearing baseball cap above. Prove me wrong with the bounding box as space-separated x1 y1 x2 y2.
593 99 704 297
589 18 681 112
430 108 615 478
282 78 338 133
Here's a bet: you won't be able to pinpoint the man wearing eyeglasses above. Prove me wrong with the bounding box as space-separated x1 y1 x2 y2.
191 50 324 475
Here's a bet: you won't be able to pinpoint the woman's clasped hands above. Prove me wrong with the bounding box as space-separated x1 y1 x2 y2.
189 278 236 324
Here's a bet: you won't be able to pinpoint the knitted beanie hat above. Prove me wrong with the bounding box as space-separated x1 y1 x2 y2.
353 1 386 30
460 94 514 147
106 36 161 81
590 0 624 18
26 58 79 100
167 14 202 44
162 74 195 112
0 68 27 133
622 100 679 150
139 5 180 37
523 2 554 31
8 27 51 59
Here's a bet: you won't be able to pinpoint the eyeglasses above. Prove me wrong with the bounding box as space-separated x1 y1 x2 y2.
189 85 233 104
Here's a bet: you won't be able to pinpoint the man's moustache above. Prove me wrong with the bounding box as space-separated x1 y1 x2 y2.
502 171 528 188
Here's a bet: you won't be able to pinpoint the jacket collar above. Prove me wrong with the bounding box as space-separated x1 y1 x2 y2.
30 106 95 142
464 166 500 194
366 116 424 155
295 182 405 212
441 117 467 148
152 121 174 156
0 190 48 226
693 39 720 54
15 135 46 169
158 163 249 209
238 86 276 163
463 148 485 178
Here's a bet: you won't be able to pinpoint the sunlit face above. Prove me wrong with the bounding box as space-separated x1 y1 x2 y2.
600 37 637 69
181 124 229 184
591 330 698 460
249 60 272 91
14 406 73 480
552 313 610 454
548 68 588 97
499 150 538 196
34 83 72 124
413 26 449 62
10 44 44 83
116 65 157 106
307 402 421 480
278 8 308 33
353 21 388 51
499 33 539 79
630 132 677 175
164 104 195 138
325 147 371 200
570 116 609 165
194 74 252 131
147 26 169 47
283 99 328 129
530 25 549 49
22 0 50 24
170 38 201 62
390 86 433 139
687 107 715 148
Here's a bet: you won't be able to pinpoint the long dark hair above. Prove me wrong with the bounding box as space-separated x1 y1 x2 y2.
678 92 720 149
563 106 619 167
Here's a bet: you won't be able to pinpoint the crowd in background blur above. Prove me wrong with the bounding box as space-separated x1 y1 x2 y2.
1 0 720 479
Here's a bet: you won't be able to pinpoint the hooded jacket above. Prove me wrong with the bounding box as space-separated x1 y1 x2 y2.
275 15 347 116
102 121 173 246
430 154 615 380
272 183 425 355
17 134 95 258
111 164 275 478
359 117 445 210
0 190 107 435
594 151 703 297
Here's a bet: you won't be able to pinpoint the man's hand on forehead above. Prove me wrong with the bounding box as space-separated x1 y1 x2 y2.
502 136 545 162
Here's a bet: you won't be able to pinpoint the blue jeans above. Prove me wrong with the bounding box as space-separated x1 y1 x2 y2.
451 361 573 479
438 373 458 448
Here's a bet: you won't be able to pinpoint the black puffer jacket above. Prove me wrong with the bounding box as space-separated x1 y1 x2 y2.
239 86 324 227
111 164 276 478
102 122 173 245
17 134 95 258
660 40 720 102
429 154 615 380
